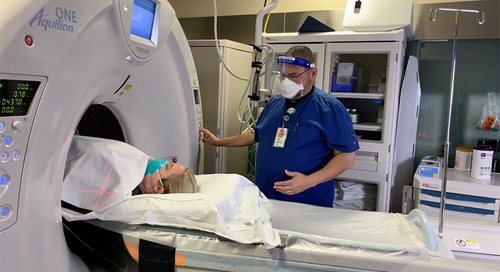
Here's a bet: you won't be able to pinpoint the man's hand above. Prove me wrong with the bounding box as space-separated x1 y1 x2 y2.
199 127 220 146
273 169 316 195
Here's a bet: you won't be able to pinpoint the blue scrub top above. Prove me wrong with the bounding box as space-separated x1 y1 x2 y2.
254 87 359 207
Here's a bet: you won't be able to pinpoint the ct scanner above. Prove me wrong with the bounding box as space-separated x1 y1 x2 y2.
1 0 499 271
0 0 201 270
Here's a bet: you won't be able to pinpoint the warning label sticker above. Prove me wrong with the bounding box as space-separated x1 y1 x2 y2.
454 238 480 250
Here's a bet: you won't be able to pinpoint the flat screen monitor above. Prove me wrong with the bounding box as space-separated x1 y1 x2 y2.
0 79 40 117
130 0 156 41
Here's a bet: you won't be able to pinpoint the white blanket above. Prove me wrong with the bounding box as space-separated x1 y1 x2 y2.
62 174 281 248
63 136 149 212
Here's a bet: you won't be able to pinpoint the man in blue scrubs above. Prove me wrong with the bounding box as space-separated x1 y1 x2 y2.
199 46 359 207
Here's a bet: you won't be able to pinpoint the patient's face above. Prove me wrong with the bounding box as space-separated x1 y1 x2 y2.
159 163 186 180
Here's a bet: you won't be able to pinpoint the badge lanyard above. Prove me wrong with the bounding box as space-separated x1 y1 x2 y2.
273 105 302 148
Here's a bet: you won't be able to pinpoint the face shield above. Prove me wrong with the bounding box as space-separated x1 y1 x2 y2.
269 56 316 99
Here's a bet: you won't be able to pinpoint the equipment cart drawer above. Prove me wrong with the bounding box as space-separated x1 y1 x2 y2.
414 189 500 223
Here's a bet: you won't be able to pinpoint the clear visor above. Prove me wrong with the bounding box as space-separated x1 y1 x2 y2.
273 56 315 79
269 56 315 95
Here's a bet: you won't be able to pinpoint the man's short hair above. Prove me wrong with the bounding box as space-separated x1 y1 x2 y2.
285 46 315 64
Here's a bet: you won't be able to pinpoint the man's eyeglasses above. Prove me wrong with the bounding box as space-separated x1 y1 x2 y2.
279 68 311 81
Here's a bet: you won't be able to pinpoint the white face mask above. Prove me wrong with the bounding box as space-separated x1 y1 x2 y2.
279 78 304 99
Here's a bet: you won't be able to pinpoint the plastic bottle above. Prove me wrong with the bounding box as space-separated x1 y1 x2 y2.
454 145 472 171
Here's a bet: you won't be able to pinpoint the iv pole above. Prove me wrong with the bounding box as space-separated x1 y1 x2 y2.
428 8 485 238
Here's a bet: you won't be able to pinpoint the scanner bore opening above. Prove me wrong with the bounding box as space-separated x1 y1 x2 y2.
76 104 125 142
63 104 135 271
63 103 126 214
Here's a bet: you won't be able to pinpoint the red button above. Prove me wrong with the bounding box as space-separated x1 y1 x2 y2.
25 35 33 47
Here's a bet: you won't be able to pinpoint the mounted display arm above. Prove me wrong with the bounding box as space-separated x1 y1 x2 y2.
255 0 279 46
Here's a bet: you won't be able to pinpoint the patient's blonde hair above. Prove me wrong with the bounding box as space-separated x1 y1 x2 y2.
161 168 198 194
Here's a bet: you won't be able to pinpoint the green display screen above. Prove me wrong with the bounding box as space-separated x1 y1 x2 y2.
0 79 40 116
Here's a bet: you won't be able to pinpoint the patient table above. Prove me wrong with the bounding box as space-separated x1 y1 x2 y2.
64 199 499 272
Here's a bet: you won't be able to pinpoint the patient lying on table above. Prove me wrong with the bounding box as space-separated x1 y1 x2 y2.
63 136 438 252
136 159 198 195
62 135 281 247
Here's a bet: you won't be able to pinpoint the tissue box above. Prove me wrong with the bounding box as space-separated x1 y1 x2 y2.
418 156 443 178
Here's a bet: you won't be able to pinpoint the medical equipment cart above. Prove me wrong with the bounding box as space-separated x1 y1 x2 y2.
413 169 500 262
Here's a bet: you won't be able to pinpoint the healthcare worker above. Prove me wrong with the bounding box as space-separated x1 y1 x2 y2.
200 46 359 207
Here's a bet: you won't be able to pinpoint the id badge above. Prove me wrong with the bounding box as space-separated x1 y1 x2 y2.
273 127 288 148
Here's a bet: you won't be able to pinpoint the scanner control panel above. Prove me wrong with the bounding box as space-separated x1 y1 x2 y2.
0 74 46 231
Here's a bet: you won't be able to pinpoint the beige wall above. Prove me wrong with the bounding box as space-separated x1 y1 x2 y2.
177 0 499 43
413 0 498 39
169 0 483 18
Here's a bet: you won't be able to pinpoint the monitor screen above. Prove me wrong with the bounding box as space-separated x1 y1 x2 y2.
0 79 40 116
130 0 156 40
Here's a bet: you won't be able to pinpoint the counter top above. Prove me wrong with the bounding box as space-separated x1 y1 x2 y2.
413 168 500 199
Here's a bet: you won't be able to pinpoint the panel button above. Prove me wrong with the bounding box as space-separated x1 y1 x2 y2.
0 122 5 133
1 152 9 162
1 206 10 218
12 120 23 130
12 150 21 161
0 175 9 186
3 136 13 147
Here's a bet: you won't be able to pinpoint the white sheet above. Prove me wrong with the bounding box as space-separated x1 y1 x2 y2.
265 200 454 258
62 174 281 248
63 136 149 212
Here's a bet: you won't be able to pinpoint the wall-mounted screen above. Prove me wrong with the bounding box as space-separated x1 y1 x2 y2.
0 79 40 116
130 0 156 40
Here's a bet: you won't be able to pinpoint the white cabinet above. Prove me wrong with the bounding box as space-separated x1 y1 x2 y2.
325 41 404 212
413 168 500 224
189 40 253 175
263 30 416 212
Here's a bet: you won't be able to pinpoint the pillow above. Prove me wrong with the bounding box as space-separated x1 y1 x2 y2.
62 174 280 248
195 174 260 220
62 135 149 212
